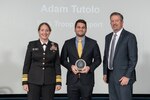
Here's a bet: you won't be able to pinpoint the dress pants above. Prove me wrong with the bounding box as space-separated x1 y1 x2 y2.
28 83 55 100
67 79 93 100
108 70 133 100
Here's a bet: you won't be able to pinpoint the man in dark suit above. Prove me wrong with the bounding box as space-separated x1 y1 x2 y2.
103 12 138 100
61 19 101 100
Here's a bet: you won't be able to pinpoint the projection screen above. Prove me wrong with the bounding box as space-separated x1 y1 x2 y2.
0 0 150 94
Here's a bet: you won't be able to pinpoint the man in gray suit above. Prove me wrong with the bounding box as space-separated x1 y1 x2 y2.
103 12 138 100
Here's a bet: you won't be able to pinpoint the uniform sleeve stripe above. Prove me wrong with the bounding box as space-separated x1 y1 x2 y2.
22 74 28 81
22 74 28 78
56 75 61 82
56 79 61 82
22 78 28 81
56 75 61 78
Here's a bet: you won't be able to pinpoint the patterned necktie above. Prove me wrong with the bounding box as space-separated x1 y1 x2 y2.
109 33 117 70
77 40 82 58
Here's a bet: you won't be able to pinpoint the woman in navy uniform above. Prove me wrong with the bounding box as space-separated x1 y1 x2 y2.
22 22 61 100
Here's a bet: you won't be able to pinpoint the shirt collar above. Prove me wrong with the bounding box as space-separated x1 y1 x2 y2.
75 36 85 42
40 39 48 45
113 28 123 36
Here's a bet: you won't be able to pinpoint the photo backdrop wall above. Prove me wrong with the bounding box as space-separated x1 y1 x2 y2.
0 0 150 94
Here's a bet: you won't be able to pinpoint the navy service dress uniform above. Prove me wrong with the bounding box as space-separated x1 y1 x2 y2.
22 40 61 100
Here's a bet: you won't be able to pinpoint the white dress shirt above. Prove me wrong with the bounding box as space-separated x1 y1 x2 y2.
40 40 48 51
108 28 123 69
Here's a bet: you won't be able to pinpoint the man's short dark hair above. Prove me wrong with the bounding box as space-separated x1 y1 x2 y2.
110 12 124 21
75 19 87 28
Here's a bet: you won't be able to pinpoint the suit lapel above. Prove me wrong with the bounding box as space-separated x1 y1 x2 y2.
37 40 44 52
81 36 89 58
107 33 113 49
71 36 90 58
106 33 113 58
45 40 51 52
114 29 126 58
71 38 79 58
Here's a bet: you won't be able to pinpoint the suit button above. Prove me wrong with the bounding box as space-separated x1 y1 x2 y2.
43 58 45 60
42 67 45 70
42 62 45 65
43 53 45 55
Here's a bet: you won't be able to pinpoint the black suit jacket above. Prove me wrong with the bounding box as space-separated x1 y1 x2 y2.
103 29 138 84
22 40 61 85
61 36 101 86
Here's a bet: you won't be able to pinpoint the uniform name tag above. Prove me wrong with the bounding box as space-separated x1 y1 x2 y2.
32 48 39 51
